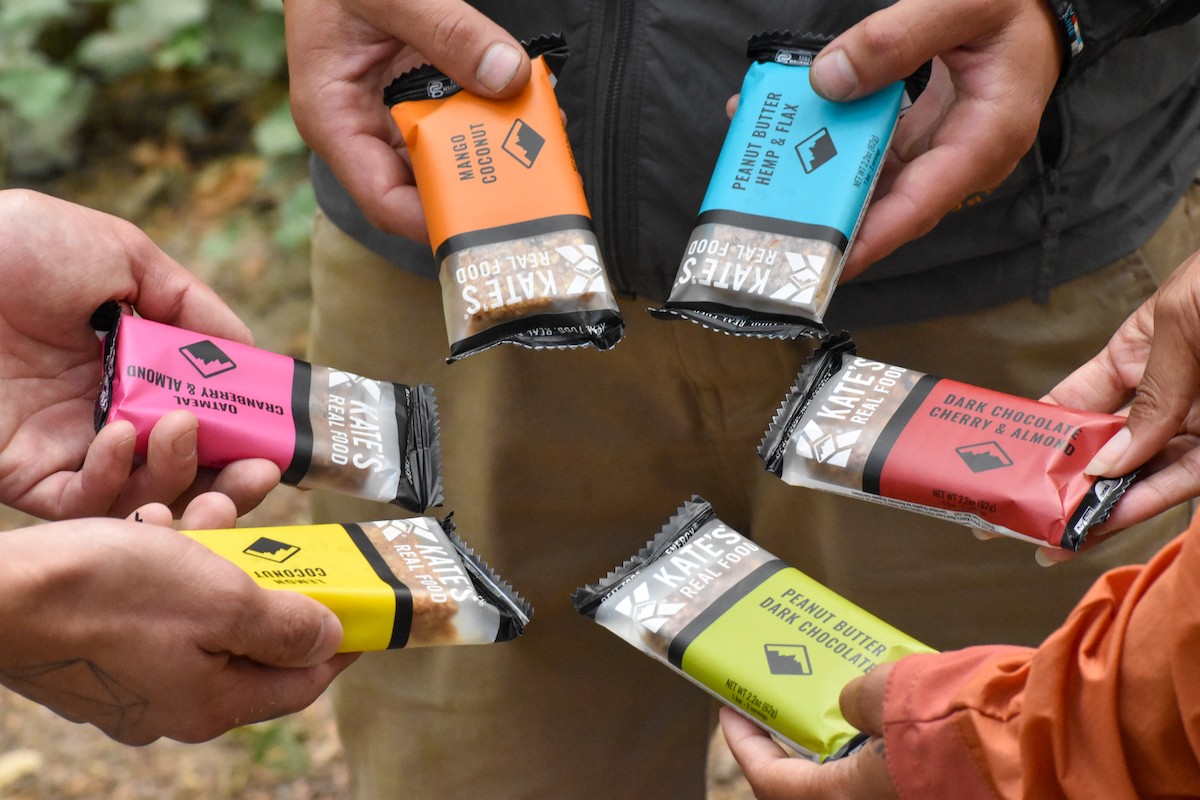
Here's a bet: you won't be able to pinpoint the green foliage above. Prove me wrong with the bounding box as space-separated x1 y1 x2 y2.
253 97 306 159
76 0 210 75
0 0 295 176
0 0 316 256
0 0 92 175
274 181 318 250
231 718 312 777
200 215 250 265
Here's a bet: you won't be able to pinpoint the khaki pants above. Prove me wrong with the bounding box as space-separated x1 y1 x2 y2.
308 184 1200 800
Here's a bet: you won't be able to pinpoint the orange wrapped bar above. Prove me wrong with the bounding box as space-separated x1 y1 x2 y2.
385 34 623 362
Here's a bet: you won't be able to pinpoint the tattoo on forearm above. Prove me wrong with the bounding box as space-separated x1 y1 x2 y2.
1 660 147 735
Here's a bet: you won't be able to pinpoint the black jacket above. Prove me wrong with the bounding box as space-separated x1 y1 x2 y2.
311 0 1200 328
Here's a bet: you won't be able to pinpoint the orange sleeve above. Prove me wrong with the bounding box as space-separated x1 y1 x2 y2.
882 511 1200 799
389 57 589 253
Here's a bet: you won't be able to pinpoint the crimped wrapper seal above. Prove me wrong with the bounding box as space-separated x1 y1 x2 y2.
93 305 444 512
572 496 932 761
651 32 931 340
759 333 1135 550
384 33 624 363
383 34 570 104
745 31 931 102
185 515 532 652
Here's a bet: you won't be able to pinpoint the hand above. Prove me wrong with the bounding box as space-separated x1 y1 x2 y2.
807 0 1063 280
284 0 530 240
128 489 241 530
0 189 280 520
719 663 899 799
1035 249 1200 562
0 513 357 745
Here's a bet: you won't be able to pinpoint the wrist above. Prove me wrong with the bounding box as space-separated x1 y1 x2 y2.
1042 0 1084 91
0 525 98 664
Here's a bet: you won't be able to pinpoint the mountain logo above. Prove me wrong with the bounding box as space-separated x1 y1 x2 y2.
764 644 813 676
784 251 826 285
955 441 1013 473
243 537 300 563
796 127 837 173
179 340 236 378
762 252 827 305
557 243 604 291
794 420 861 468
503 119 546 168
613 582 686 634
327 369 381 401
378 518 442 545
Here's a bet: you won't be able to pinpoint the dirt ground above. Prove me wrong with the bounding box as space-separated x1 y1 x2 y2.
0 152 761 798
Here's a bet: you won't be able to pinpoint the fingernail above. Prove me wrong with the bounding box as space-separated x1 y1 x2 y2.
306 614 342 664
1085 427 1131 476
811 49 858 100
1034 549 1058 568
172 427 197 459
477 42 522 94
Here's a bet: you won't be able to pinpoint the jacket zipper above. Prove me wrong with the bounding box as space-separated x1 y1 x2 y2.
1034 95 1067 304
596 0 636 293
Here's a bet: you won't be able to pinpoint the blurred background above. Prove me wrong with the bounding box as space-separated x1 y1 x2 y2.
0 1 346 796
0 2 755 797
0 0 315 356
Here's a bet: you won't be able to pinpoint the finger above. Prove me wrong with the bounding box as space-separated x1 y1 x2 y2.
1034 545 1076 567
839 661 894 734
1093 444 1200 531
208 459 281 516
719 706 792 769
375 1 530 99
855 64 1047 274
810 0 1012 101
114 217 253 343
0 192 247 345
171 458 282 519
1035 517 1132 565
1086 309 1200 479
283 9 430 241
721 707 848 798
844 131 994 273
59 418 139 516
177 492 239 530
1041 350 1134 414
314 130 432 242
725 93 740 119
209 587 346 668
127 501 175 527
110 411 200 515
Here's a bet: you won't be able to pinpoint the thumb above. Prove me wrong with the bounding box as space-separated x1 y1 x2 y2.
223 588 345 667
1086 302 1200 478
810 0 985 101
839 660 896 735
382 1 530 98
122 229 253 343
